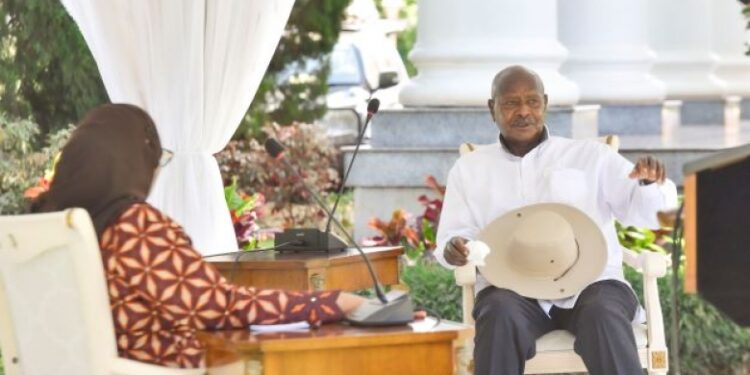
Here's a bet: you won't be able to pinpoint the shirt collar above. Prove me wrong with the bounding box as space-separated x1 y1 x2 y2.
498 126 550 159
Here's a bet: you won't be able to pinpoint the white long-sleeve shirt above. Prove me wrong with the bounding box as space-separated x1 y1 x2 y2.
435 132 678 316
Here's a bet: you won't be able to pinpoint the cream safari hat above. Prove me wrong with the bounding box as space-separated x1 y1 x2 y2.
476 203 607 299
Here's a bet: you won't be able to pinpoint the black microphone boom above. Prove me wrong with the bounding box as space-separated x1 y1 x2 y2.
264 137 389 304
325 98 380 234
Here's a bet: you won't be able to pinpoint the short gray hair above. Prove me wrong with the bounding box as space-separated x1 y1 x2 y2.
491 65 545 99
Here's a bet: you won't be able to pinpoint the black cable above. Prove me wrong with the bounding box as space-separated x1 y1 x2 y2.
670 202 685 375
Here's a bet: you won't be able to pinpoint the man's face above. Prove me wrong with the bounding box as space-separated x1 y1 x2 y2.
488 80 547 144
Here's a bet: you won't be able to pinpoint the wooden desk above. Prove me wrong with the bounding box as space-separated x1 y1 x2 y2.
207 246 402 291
198 319 473 375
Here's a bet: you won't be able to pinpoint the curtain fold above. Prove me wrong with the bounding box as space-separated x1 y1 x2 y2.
61 0 295 254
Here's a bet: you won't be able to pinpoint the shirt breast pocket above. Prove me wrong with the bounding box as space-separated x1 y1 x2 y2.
546 168 588 207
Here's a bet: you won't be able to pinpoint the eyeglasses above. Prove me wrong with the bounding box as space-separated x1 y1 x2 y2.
159 148 174 167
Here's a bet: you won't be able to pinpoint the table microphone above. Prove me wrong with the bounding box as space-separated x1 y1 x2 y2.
325 98 380 235
265 137 390 304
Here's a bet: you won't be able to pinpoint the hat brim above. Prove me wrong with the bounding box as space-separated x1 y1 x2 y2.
477 203 607 300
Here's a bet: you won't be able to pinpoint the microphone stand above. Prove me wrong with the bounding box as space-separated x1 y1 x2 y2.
274 155 389 304
325 105 377 235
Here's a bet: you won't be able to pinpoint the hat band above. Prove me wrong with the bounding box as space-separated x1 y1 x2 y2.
553 239 580 282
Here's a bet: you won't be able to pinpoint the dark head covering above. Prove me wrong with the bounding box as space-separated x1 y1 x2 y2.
32 103 162 238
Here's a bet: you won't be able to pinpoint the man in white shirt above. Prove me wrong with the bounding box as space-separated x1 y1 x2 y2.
435 66 677 375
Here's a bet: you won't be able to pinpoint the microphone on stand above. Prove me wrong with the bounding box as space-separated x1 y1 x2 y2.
264 136 390 304
325 98 380 235
264 132 348 252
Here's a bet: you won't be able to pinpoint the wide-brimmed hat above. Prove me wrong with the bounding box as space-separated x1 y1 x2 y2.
477 203 607 300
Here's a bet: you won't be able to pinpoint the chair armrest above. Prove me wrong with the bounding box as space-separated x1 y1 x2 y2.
622 248 640 269
641 251 669 278
628 249 669 369
622 248 669 278
455 264 477 286
110 358 206 375
455 264 477 325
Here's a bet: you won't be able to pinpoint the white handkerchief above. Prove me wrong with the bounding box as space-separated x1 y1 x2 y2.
249 321 310 332
466 240 490 266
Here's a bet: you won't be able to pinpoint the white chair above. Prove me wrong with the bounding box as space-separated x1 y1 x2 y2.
454 136 669 374
0 209 241 375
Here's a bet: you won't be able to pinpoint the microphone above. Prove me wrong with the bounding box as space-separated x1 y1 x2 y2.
265 135 347 252
325 98 380 235
264 137 389 304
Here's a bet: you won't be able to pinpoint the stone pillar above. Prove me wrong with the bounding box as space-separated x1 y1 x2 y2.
649 0 727 125
399 0 579 107
559 0 668 134
712 0 750 120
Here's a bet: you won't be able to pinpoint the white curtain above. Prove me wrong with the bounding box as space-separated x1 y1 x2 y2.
61 0 295 254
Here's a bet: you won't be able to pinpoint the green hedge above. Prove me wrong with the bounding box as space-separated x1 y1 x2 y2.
625 267 750 374
402 259 462 322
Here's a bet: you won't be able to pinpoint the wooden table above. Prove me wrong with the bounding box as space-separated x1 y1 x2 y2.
207 246 402 291
198 319 473 375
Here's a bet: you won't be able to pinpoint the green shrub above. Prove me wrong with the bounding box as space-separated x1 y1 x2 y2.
215 122 340 229
401 259 462 322
0 0 107 136
626 267 750 375
0 113 72 214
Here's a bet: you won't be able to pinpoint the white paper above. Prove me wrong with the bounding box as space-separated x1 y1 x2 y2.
249 321 310 332
409 317 440 332
466 240 491 266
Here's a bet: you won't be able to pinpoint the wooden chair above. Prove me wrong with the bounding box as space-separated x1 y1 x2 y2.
453 135 669 374
0 209 241 375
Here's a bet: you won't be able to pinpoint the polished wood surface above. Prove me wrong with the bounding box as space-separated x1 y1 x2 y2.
198 319 470 375
684 174 697 294
207 246 402 291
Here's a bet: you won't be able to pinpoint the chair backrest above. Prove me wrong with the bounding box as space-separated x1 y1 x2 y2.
0 209 117 375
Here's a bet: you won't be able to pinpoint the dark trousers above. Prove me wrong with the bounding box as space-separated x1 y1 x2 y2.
473 280 642 375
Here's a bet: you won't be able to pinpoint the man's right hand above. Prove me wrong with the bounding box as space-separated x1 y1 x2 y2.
444 236 469 266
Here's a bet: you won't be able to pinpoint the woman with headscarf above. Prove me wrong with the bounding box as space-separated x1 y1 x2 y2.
31 104 382 368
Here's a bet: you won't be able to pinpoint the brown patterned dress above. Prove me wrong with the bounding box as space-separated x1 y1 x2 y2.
99 203 343 368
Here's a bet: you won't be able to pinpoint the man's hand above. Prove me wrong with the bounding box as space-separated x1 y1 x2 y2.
444 236 469 266
628 155 666 185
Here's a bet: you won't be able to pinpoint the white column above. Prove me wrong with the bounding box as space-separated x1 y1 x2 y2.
558 0 665 104
712 0 750 97
648 0 726 99
399 0 578 107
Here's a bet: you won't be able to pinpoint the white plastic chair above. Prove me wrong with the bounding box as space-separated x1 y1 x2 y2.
0 209 241 375
453 136 669 374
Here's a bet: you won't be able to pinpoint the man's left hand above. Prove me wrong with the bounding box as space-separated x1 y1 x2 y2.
628 155 666 185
